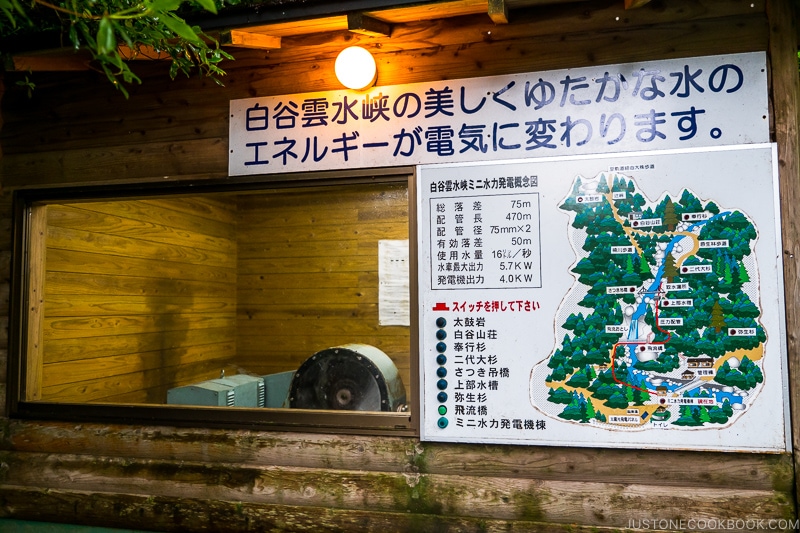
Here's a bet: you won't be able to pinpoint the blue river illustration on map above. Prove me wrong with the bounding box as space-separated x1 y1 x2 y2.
530 171 765 429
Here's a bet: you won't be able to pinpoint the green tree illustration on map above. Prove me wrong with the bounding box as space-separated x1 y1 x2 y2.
710 301 727 333
543 172 765 429
663 197 678 231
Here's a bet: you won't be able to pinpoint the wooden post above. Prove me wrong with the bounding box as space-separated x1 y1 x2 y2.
347 13 391 37
488 0 509 24
25 205 47 401
766 0 800 515
220 31 281 50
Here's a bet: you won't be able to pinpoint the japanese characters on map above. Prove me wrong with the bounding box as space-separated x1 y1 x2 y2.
430 186 542 290
429 314 547 434
427 185 546 434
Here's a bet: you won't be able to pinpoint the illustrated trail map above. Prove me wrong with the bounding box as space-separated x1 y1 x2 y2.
529 172 765 430
418 145 789 452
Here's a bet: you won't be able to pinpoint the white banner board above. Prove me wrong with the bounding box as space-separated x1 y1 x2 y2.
417 144 789 452
230 53 768 176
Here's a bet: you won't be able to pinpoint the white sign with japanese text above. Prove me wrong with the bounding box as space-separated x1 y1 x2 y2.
417 144 789 452
229 52 767 176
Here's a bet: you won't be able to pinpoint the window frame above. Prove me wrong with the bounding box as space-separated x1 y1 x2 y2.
7 167 420 437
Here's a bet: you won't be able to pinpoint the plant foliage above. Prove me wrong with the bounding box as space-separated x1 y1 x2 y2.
0 0 235 97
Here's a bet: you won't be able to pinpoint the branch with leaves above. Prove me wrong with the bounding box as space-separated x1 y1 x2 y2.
0 0 234 97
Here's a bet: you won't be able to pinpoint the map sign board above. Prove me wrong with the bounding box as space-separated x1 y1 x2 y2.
417 144 789 452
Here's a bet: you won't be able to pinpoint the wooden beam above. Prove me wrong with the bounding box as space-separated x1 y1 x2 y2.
347 12 391 37
240 16 347 37
365 0 485 24
118 44 172 61
6 51 91 72
220 30 281 50
7 45 171 72
24 205 46 401
624 0 652 8
766 0 800 517
488 0 509 23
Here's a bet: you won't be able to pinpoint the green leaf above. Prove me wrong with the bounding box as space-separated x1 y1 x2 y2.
0 0 16 27
15 75 34 98
0 0 28 27
160 12 201 43
97 15 116 55
68 23 80 49
147 0 182 13
104 51 125 70
112 19 133 48
192 0 217 14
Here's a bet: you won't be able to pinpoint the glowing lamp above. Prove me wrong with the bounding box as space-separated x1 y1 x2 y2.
335 46 377 90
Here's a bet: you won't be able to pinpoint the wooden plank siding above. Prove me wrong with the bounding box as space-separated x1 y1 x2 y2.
0 189 11 417
0 1 768 187
235 183 411 382
39 198 239 403
0 420 795 532
766 0 800 511
29 184 410 403
0 0 798 531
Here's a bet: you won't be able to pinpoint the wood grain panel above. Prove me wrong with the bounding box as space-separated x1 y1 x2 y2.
235 183 410 386
0 451 792 529
141 196 237 224
46 271 236 298
41 355 233 402
236 255 382 274
45 248 235 283
239 206 404 230
42 327 235 363
1 138 229 187
237 224 408 246
78 199 236 240
25 206 47 401
239 239 396 259
41 342 237 388
238 287 378 306
237 301 378 318
47 224 234 268
40 198 238 402
237 320 407 339
236 185 407 207
46 294 236 317
238 271 377 289
48 203 236 253
766 0 800 510
2 421 792 490
0 484 788 533
236 335 410 352
43 313 236 341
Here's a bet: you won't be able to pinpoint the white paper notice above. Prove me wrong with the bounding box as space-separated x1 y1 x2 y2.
379 240 410 326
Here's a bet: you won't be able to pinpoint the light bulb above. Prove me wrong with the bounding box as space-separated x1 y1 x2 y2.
335 46 377 90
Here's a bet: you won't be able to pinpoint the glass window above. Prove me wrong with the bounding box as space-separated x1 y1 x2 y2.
11 172 417 433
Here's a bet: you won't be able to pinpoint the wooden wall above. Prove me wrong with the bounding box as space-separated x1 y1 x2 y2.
27 183 411 406
0 0 799 531
0 0 773 188
0 191 10 419
236 184 410 385
37 197 238 403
